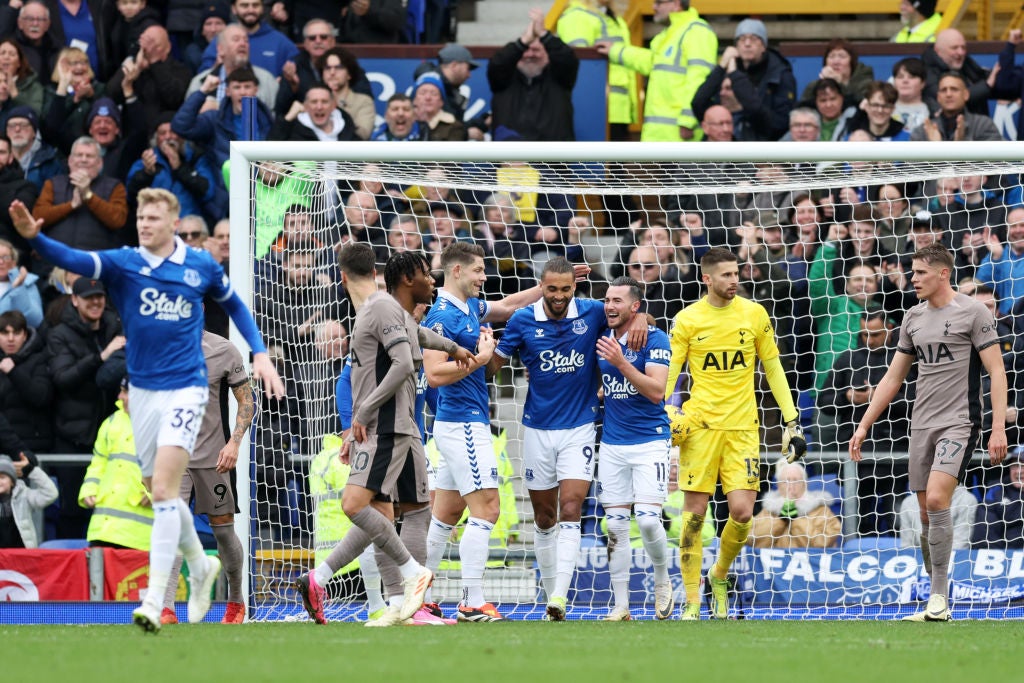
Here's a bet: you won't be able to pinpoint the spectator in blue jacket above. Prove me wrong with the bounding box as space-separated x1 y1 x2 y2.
0 240 42 328
976 206 1024 316
995 28 1024 141
198 0 299 77
171 66 272 194
692 18 796 142
972 450 1024 549
5 105 63 192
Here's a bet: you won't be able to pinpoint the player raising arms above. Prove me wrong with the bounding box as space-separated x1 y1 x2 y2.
595 277 674 621
667 247 804 620
851 243 1007 622
295 251 476 625
487 256 645 621
9 190 284 633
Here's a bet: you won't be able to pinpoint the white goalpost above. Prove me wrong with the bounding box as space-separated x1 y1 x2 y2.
230 140 1024 620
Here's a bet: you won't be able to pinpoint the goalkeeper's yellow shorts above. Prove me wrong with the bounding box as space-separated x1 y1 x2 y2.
678 428 759 495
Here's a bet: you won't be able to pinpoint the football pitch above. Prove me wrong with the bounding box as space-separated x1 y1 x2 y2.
5 620 1021 682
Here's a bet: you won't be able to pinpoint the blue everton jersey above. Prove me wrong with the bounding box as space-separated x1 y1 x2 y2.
598 326 672 445
338 356 428 442
423 289 491 424
95 241 232 390
495 297 605 430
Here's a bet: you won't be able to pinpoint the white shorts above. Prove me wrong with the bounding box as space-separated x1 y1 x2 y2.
129 385 209 477
597 439 671 506
522 423 596 491
433 421 498 496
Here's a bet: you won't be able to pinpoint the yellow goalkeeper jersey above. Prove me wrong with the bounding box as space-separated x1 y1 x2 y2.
665 295 781 430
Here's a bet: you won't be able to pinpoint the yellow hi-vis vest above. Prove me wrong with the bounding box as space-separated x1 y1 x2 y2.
608 8 717 141
557 0 639 126
892 13 942 43
79 401 153 551
309 434 359 574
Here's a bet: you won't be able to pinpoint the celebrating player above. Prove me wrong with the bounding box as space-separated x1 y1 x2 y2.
161 330 255 624
851 243 1007 622
595 277 674 621
423 242 573 622
667 247 804 620
487 256 645 621
8 190 284 633
295 251 475 625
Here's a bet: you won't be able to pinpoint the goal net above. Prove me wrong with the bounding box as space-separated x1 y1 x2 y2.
231 140 1024 621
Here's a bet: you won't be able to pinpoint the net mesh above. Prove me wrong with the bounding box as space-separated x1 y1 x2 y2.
240 145 1024 620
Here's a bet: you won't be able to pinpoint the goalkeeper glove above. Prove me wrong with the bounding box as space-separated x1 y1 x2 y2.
781 420 807 463
666 405 692 448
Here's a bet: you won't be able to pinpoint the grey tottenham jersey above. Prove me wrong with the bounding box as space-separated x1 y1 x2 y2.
897 293 999 429
192 332 248 469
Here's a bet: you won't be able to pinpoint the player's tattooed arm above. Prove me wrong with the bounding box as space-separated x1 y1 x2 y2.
216 382 256 473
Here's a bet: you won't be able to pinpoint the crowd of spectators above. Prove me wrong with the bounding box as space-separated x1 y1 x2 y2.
3 1 1024 549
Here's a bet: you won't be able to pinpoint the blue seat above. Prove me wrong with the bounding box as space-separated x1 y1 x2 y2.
842 536 900 552
38 538 89 549
806 474 843 518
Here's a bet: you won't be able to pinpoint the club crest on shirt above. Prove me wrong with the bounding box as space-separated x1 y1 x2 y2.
183 268 202 287
623 348 638 363
572 319 588 335
432 322 444 336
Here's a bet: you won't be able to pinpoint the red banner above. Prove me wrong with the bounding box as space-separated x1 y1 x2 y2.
102 548 150 601
0 549 89 600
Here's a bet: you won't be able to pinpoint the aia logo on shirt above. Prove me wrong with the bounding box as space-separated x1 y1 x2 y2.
139 288 193 321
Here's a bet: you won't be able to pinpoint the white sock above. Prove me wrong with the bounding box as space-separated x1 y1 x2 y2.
358 546 386 613
313 562 334 587
147 499 181 607
605 511 632 610
460 517 493 607
533 524 558 600
554 521 581 600
635 504 669 584
425 517 454 603
175 498 207 572
398 556 422 580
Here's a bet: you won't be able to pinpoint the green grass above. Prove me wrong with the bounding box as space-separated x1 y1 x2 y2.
5 620 1021 682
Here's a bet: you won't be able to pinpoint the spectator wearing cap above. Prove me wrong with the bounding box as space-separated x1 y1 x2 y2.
270 82 358 145
32 135 128 256
0 38 49 121
186 24 279 111
182 2 230 75
893 0 942 44
4 104 64 192
47 275 123 536
901 209 946 271
922 29 1005 117
0 309 52 450
313 47 374 140
558 0 637 141
0 453 58 548
336 0 406 44
489 8 579 142
106 25 192 128
173 66 273 194
415 43 478 124
126 113 219 223
371 92 427 141
692 18 795 142
49 94 145 181
972 450 1024 550
412 72 465 142
0 132 39 258
0 239 42 328
198 0 299 77
3 1 61 83
78 374 153 551
911 71 1002 142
